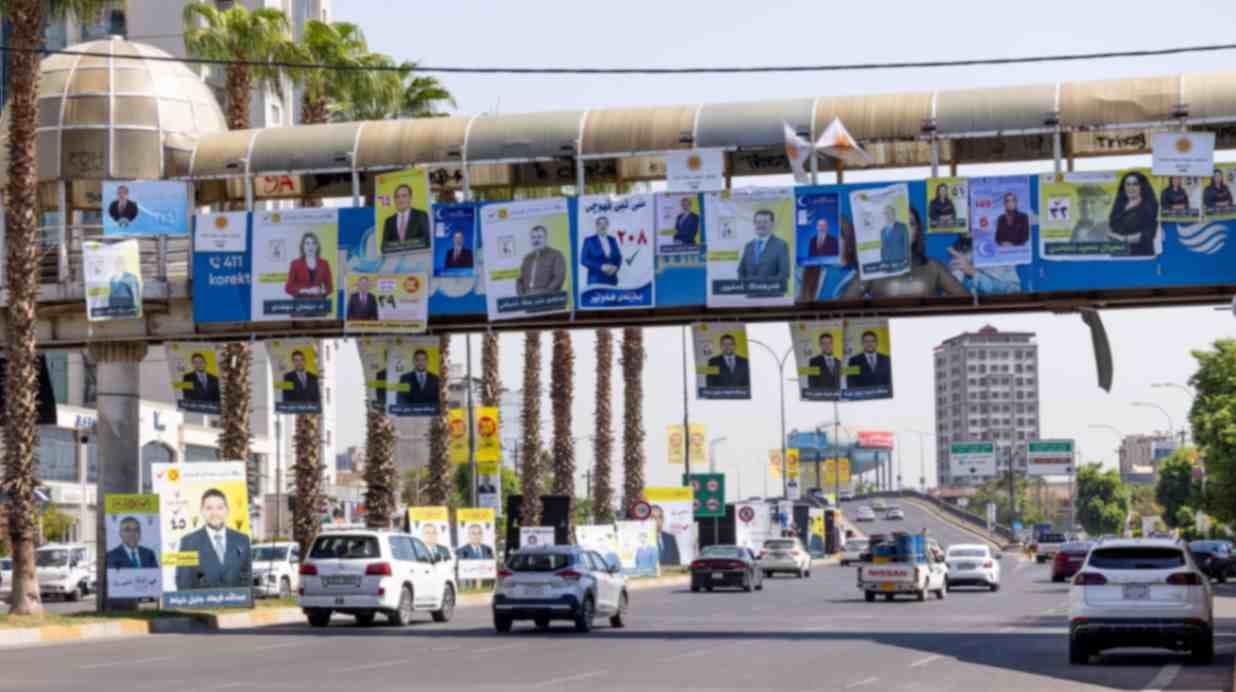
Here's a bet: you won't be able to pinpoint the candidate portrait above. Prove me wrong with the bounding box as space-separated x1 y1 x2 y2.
181 352 221 403
347 275 380 321
737 209 789 283
806 332 842 391
706 333 750 389
673 196 700 244
442 231 474 270
282 349 321 405
397 349 439 406
515 225 566 296
105 516 159 570
456 524 495 560
846 330 892 389
175 488 251 589
381 183 430 254
108 185 139 226
581 215 623 286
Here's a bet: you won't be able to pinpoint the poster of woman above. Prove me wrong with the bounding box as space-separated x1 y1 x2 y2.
251 209 338 319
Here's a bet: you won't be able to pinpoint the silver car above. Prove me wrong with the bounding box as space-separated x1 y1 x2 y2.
493 546 628 634
760 538 812 578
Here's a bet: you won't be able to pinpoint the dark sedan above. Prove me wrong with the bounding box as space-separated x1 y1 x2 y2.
1050 541 1093 583
1189 540 1234 583
689 546 764 593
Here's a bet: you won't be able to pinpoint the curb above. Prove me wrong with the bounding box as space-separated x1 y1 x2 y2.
0 617 191 649
899 496 1005 550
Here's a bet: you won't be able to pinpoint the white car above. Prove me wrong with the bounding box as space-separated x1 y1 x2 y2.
36 543 93 602
885 507 905 520
840 538 869 567
1068 538 1213 665
298 529 456 627
854 506 876 522
839 490 855 502
493 545 627 633
945 544 1001 592
871 498 887 512
252 542 300 599
0 557 11 600
760 538 811 578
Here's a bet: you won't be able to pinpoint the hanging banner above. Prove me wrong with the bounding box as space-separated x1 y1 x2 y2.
1202 165 1236 221
655 192 703 254
83 239 142 321
343 271 428 333
433 203 477 277
925 177 968 234
615 520 658 576
692 322 751 400
820 458 851 486
1027 439 1075 477
102 180 189 237
481 197 572 321
665 148 725 193
704 187 796 308
103 494 162 599
666 423 708 466
448 408 469 464
849 183 911 280
768 449 800 478
791 320 845 401
950 441 996 478
357 337 389 412
376 167 432 255
643 487 695 567
843 318 893 400
1151 132 1215 177
969 176 1033 267
795 189 842 266
576 193 655 310
520 526 556 549
407 507 451 560
576 525 621 569
477 459 501 511
475 407 500 462
1039 169 1163 259
857 431 895 449
268 338 322 414
1159 175 1203 224
385 335 441 417
251 208 338 320
455 508 496 579
784 123 812 184
166 342 224 415
192 212 250 324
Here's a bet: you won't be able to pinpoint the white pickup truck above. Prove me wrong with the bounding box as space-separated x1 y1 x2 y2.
858 560 948 602
1032 532 1068 564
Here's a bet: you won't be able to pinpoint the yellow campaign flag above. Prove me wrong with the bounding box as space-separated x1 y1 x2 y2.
769 449 801 478
448 408 469 464
457 507 494 524
474 406 501 462
821 458 852 485
769 449 782 477
477 460 501 476
408 506 449 523
667 424 709 465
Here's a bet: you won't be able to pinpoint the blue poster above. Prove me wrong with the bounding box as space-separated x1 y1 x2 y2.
969 176 1033 267
795 190 841 267
103 181 190 236
191 212 251 324
432 203 477 278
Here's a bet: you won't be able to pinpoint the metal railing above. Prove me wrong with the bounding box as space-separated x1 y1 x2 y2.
855 489 1015 543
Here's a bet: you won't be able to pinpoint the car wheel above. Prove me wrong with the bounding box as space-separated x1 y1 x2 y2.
1051 575 1063 583
354 612 376 627
306 609 331 628
916 588 926 602
743 574 753 592
494 614 513 633
388 585 414 626
534 617 551 630
865 591 875 602
573 596 595 633
990 583 1000 592
431 584 455 623
1190 629 1215 665
609 592 628 628
279 577 292 600
1068 638 1089 665
67 586 81 602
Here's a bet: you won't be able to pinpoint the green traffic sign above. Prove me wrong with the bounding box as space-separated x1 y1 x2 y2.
685 473 725 518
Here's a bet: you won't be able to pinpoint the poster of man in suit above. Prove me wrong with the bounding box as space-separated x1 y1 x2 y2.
704 187 796 308
644 487 696 568
103 494 162 599
654 192 702 255
83 239 143 321
843 318 894 400
576 193 655 310
433 203 478 278
455 508 496 579
357 337 389 412
102 180 189 237
481 198 573 321
386 336 441 416
849 183 912 281
343 272 428 334
795 190 841 266
693 322 752 400
791 321 845 401
376 167 431 255
269 338 322 414
167 342 223 415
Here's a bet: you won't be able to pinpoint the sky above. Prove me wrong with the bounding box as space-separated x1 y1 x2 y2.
330 0 1236 501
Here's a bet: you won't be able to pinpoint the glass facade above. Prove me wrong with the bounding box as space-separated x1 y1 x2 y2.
36 428 96 483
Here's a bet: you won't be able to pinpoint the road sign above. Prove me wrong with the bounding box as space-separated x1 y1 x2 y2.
950 441 996 477
1027 440 1075 477
737 505 756 523
685 473 725 518
629 501 652 520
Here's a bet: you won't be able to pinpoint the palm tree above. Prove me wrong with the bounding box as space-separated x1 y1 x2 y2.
363 409 397 529
481 333 501 408
289 20 374 126
292 413 324 559
550 330 575 534
328 52 406 123
592 330 615 523
621 328 646 515
425 336 452 505
399 64 457 117
520 332 544 527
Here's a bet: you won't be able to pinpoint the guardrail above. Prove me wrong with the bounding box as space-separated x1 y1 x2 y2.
854 490 1015 543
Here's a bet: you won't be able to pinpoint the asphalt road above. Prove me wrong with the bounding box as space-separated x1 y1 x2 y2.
2 500 1232 692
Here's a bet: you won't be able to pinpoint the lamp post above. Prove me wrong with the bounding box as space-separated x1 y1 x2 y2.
749 338 794 498
1132 401 1174 442
904 430 933 493
1151 382 1194 445
708 436 727 474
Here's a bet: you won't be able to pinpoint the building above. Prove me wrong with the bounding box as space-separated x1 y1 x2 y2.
933 325 1041 487
1119 434 1177 485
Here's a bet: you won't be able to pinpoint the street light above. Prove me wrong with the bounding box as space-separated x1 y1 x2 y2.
1151 382 1194 444
708 436 727 474
905 429 934 493
748 338 795 498
1131 401 1174 441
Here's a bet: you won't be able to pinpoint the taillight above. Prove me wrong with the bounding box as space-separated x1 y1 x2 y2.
1072 572 1107 586
365 562 392 576
689 561 704 570
983 561 993 568
556 569 583 581
729 561 747 570
299 564 318 576
497 568 513 579
1167 572 1203 586
1053 552 1067 564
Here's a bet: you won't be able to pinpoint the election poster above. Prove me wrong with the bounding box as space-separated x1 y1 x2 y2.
615 520 658 577
447 408 469 464
950 441 996 479
83 239 142 321
1039 169 1163 260
795 189 842 266
408 507 451 561
791 320 845 401
376 167 432 255
481 198 573 321
151 461 252 609
643 486 695 567
192 212 249 324
704 187 796 308
357 336 389 412
1201 165 1236 222
1152 132 1215 177
969 176 1033 267
343 271 428 333
433 203 477 277
251 208 338 319
576 524 621 570
849 183 911 280
665 148 725 193
477 460 501 511
655 192 702 254
666 423 708 466
475 406 500 462
842 318 893 400
165 341 224 415
520 525 556 549
102 180 189 237
385 335 441 417
268 338 322 414
576 193 655 310
820 458 851 487
455 508 496 579
925 177 969 233
1159 175 1203 224
769 449 800 480
103 494 162 599
692 322 751 400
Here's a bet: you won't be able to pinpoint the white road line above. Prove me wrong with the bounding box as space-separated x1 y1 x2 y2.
844 677 879 689
332 659 410 674
251 641 304 651
655 648 717 663
471 643 528 654
528 670 607 689
909 655 942 668
1142 664 1181 692
79 655 174 670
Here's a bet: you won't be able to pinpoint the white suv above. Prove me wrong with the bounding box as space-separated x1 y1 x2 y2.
1069 538 1213 665
252 542 300 599
36 543 93 602
493 546 627 633
760 538 811 578
298 530 456 627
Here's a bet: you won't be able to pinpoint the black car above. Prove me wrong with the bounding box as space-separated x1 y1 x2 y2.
1188 540 1234 582
689 545 764 592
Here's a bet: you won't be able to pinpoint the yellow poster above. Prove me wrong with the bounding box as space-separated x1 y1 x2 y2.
666 423 708 466
1039 168 1164 259
693 322 752 399
375 167 431 255
821 457 852 486
407 506 450 559
386 335 441 417
769 449 800 478
477 460 501 476
268 338 322 415
475 407 500 462
448 408 469 464
344 272 428 334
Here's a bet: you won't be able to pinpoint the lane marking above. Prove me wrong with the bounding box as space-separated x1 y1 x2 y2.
471 643 528 654
655 648 717 663
1142 664 1181 692
332 659 411 673
909 655 942 668
844 677 879 689
251 641 304 651
79 655 174 670
528 670 607 689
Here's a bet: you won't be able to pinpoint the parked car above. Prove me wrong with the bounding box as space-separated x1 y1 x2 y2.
760 538 811 578
885 506 905 521
1051 541 1094 583
840 538 869 567
1069 538 1213 665
839 490 855 502
689 545 764 592
252 542 300 599
298 530 456 628
492 546 627 633
945 544 1001 591
36 543 93 602
854 506 876 522
1188 541 1234 583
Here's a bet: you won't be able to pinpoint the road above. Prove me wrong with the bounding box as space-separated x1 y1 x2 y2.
1 500 1232 692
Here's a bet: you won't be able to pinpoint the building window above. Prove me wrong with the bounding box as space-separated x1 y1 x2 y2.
185 444 220 463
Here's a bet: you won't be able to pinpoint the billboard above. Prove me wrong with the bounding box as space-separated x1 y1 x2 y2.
251 209 338 320
1039 169 1163 260
643 487 695 568
103 494 162 599
791 320 845 401
343 272 428 333
481 198 573 321
950 441 996 478
576 193 655 310
849 183 911 280
385 336 441 417
655 192 702 254
705 187 796 308
925 177 968 234
102 180 189 237
692 322 751 400
857 431 895 449
375 167 432 255
268 338 322 415
843 318 893 400
1027 439 1075 477
166 342 224 415
83 239 142 321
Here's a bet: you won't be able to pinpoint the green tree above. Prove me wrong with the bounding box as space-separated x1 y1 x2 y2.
1189 340 1236 526
1129 483 1163 519
38 507 74 544
1074 463 1130 536
290 20 390 126
1155 450 1200 528
398 64 457 117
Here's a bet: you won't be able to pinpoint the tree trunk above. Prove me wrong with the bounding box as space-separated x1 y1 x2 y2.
550 330 575 534
300 91 330 127
218 341 253 505
621 328 646 516
363 409 397 529
225 64 253 131
424 335 451 505
593 329 615 523
292 414 324 559
3 0 47 617
520 331 543 527
481 333 501 408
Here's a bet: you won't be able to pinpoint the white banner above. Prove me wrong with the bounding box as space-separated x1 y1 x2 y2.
103 495 162 599
849 183 911 280
1152 132 1216 177
481 198 572 321
615 520 658 577
519 526 555 548
83 239 142 321
734 501 772 553
665 148 725 192
576 524 621 570
576 193 655 310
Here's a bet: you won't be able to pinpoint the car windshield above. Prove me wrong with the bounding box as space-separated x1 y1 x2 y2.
35 550 69 567
309 535 380 560
252 546 289 561
508 552 573 572
1088 547 1185 570
764 540 795 550
700 547 745 559
948 548 987 558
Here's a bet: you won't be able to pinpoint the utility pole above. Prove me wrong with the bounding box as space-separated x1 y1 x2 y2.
466 333 477 508
681 327 691 481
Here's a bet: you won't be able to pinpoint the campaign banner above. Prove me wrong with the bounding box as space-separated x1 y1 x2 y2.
1202 166 1236 222
385 335 441 417
655 192 703 254
849 183 911 280
1027 439 1075 477
151 462 251 606
615 520 658 576
192 212 250 324
704 187 796 308
925 177 968 234
768 449 800 479
448 408 469 464
357 336 389 412
376 167 432 255
83 239 142 321
268 338 322 414
1159 175 1203 224
433 203 477 277
666 423 708 466
692 322 751 400
950 441 996 479
103 494 162 599
520 526 556 548
165 342 224 415
455 508 496 579
475 407 500 462
102 180 189 237
576 524 621 569
408 507 451 561
857 431 895 449
795 189 842 266
1152 132 1215 177
734 502 772 553
791 320 845 401
576 193 655 310
817 458 851 488
842 318 893 400
343 271 428 333
969 176 1033 267
643 487 695 567
477 459 501 511
481 198 573 321
251 208 338 319
665 149 724 193
1039 169 1163 259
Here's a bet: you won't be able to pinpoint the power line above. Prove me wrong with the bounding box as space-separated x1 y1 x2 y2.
2 41 1235 75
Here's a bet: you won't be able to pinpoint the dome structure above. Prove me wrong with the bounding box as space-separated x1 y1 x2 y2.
0 36 226 181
